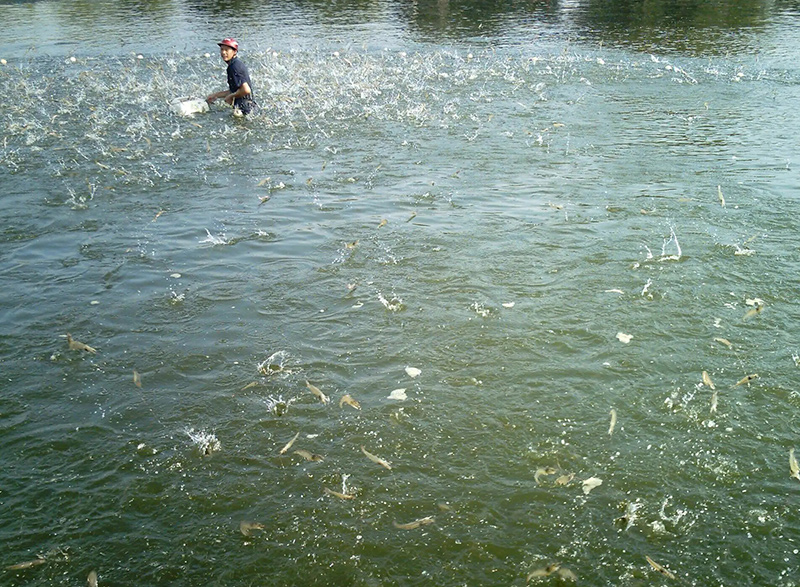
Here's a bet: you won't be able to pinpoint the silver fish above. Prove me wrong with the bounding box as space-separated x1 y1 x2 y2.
392 516 434 530
306 380 329 404
527 568 550 579
66 333 97 353
339 394 361 410
526 563 562 581
646 555 676 579
279 432 300 455
714 337 733 349
556 567 577 581
534 467 557 484
294 449 324 462
555 473 575 486
790 448 800 481
608 408 617 436
323 486 355 500
360 445 392 470
133 369 142 388
717 185 725 207
615 500 642 531
239 520 265 536
710 390 718 414
743 305 763 320
5 557 46 571
734 373 759 387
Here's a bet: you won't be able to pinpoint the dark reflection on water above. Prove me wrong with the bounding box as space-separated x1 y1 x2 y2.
2 0 787 57
392 0 563 38
184 0 385 20
571 0 772 54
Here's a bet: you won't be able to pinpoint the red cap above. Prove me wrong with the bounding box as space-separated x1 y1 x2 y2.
217 38 239 51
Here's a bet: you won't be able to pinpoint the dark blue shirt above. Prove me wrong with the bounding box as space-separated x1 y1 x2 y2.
226 56 256 114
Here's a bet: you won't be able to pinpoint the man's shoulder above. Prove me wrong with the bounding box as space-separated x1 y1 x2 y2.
228 57 247 72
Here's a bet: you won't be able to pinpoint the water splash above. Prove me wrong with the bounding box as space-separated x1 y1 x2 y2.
262 395 290 416
185 428 220 455
377 291 404 312
660 225 682 261
200 229 228 246
257 350 297 377
469 301 493 318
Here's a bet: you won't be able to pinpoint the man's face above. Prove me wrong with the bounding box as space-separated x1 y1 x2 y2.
219 45 236 62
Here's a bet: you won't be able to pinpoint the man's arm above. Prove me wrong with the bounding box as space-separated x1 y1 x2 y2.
206 90 230 104
223 82 251 105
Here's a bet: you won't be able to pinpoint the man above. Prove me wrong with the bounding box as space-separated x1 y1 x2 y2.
206 38 256 116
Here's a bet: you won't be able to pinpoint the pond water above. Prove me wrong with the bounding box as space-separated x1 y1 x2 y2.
2 1 800 585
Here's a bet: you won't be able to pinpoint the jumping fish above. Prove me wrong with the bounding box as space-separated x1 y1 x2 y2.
360 445 392 470
710 390 718 414
615 500 642 531
66 333 97 353
790 448 800 481
133 369 142 388
392 516 434 530
734 374 759 387
534 467 557 484
306 380 329 404
702 371 715 390
556 567 577 581
717 185 725 207
645 555 676 579
714 337 733 349
526 563 562 580
608 408 617 436
279 432 300 455
239 520 265 536
555 473 575 486
294 449 324 462
323 486 355 500
743 305 763 320
344 240 358 249
339 394 361 410
5 557 46 571
87 570 98 587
